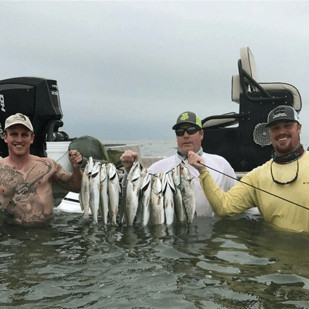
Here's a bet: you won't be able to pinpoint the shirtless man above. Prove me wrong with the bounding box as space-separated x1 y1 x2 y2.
0 113 83 225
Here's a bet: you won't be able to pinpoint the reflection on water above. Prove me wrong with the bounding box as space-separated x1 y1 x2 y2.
1 210 309 309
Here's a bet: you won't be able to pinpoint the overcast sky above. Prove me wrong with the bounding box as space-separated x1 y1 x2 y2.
1 1 309 142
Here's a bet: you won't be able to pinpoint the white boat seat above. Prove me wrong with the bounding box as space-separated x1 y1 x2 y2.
240 47 258 81
203 46 303 172
232 46 301 111
231 74 241 103
202 112 238 129
259 82 301 112
232 75 301 111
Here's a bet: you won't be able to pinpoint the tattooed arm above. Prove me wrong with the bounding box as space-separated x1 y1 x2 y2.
52 150 83 192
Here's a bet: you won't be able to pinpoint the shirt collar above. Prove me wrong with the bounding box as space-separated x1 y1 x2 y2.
177 147 203 161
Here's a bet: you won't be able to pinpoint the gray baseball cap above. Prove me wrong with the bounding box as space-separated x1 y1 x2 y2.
266 105 300 128
172 111 202 130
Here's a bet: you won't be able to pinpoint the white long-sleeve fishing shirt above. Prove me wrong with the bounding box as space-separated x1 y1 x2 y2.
148 152 237 217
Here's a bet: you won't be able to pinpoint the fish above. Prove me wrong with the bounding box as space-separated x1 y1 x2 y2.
136 168 152 226
180 162 196 223
171 164 187 223
149 173 165 225
89 161 101 225
107 163 120 226
125 161 142 226
79 157 93 223
162 172 175 225
99 163 109 225
119 172 128 225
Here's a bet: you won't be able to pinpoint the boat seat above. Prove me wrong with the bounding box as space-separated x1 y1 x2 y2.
202 46 303 172
232 47 301 111
232 75 301 111
202 112 238 129
204 46 302 130
259 82 301 111
240 46 258 81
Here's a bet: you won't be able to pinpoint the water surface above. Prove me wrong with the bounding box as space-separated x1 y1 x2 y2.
1 211 309 309
2 138 309 309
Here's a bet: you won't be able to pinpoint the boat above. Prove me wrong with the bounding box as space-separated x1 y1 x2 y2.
0 47 302 213
202 47 301 176
0 76 161 211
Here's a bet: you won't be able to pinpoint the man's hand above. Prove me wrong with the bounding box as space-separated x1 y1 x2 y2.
68 150 83 169
188 150 207 174
120 150 138 172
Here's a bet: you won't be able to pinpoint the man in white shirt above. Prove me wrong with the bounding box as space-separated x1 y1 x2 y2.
121 111 237 217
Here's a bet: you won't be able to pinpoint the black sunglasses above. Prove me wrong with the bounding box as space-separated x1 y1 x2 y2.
270 159 299 185
175 126 200 137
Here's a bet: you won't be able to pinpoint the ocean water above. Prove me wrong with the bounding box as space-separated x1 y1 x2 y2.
1 138 309 309
103 137 178 158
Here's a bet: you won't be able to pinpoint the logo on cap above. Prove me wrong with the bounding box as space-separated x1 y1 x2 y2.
273 107 287 119
180 113 189 121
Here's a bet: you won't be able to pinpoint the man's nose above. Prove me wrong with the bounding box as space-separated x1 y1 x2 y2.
16 134 23 141
277 126 286 134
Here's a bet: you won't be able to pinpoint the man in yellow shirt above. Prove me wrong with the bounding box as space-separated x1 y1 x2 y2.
188 105 309 233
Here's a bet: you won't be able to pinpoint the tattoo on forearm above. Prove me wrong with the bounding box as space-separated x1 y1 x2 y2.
54 163 80 191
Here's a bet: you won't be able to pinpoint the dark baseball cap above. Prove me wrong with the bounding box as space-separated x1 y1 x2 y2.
266 105 300 128
172 111 202 130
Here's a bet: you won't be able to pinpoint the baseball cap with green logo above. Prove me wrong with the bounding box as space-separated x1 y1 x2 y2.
172 111 202 130
4 113 34 132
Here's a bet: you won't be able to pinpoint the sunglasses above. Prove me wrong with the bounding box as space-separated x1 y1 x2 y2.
175 126 200 137
270 159 299 185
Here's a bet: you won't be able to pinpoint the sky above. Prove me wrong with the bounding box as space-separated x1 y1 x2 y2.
1 1 309 142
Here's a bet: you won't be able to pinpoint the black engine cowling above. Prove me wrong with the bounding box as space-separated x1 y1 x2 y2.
0 77 63 157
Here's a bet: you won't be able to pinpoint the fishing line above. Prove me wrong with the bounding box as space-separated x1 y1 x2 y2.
198 162 308 211
139 160 307 210
55 150 69 163
147 163 180 176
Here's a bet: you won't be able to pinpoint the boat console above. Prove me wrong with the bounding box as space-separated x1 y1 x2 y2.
0 77 65 157
202 47 302 172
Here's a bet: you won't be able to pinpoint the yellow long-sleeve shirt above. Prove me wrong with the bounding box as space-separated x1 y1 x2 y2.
199 152 309 233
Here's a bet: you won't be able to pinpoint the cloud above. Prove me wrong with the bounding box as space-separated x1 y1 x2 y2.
0 1 308 142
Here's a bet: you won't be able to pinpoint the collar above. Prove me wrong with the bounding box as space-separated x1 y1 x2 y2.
272 144 304 164
177 147 204 161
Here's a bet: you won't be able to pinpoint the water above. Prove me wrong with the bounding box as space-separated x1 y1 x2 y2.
1 138 309 309
104 137 178 158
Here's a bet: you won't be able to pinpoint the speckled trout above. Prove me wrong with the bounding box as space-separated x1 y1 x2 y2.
107 163 120 226
99 163 109 225
180 162 195 223
150 173 165 225
79 157 93 223
136 168 152 226
125 161 142 226
89 161 101 225
172 164 186 223
162 172 175 225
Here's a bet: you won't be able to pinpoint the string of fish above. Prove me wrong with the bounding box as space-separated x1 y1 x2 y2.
79 157 195 226
79 157 120 226
120 160 195 227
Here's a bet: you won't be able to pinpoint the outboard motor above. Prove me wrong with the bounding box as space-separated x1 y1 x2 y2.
0 77 63 157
